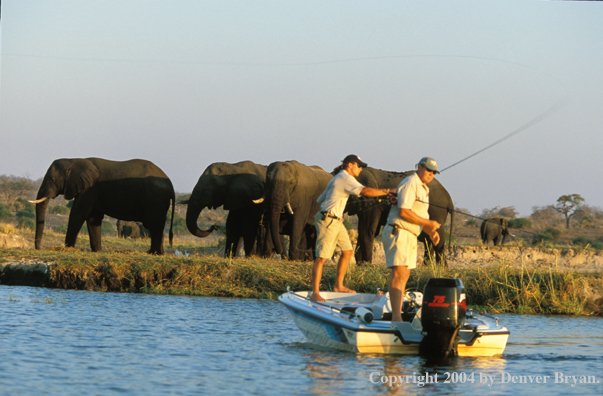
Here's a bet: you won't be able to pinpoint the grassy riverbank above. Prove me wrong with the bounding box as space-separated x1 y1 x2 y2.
1 246 601 316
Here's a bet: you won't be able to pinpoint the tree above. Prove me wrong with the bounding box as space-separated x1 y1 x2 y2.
553 194 585 229
530 205 562 229
479 206 518 219
0 175 36 205
572 205 603 229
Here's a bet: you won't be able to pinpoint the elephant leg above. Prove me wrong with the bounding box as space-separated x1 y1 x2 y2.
242 225 258 257
86 212 104 252
65 215 85 248
147 227 165 255
355 212 376 264
288 219 306 261
65 196 94 248
493 235 500 246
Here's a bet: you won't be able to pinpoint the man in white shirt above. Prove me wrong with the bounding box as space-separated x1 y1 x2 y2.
311 155 392 302
382 157 441 322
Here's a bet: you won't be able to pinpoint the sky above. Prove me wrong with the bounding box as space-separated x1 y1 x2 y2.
1 0 602 217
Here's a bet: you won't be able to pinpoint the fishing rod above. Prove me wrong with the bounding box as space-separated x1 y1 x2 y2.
285 94 571 256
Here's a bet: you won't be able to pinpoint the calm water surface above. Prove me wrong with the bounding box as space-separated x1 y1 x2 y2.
1 285 601 395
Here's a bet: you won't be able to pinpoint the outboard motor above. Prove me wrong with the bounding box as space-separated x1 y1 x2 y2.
419 278 466 358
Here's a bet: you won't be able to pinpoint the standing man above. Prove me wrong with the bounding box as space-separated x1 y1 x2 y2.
311 155 392 302
382 157 442 322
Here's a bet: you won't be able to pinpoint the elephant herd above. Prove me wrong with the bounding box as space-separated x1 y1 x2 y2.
30 157 458 264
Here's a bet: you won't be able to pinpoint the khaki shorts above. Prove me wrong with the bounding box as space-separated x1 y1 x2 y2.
314 212 353 259
381 224 418 269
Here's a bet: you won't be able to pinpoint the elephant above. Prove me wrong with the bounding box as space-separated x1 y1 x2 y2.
185 161 269 257
30 158 175 254
343 167 454 266
480 217 513 246
264 160 333 261
117 220 150 239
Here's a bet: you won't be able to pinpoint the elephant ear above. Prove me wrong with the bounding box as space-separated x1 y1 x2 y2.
223 174 264 211
64 159 100 200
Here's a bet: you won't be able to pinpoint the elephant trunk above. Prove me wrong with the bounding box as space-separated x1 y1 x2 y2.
185 196 216 238
34 198 50 249
269 189 289 255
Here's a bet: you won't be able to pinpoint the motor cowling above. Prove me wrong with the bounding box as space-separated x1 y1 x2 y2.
419 278 467 358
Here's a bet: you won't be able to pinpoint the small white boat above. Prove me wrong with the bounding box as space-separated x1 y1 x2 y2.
279 278 510 357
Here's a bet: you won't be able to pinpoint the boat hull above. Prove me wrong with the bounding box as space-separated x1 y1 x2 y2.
280 291 509 357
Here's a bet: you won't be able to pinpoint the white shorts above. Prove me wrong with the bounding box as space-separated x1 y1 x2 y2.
314 212 353 259
381 224 418 269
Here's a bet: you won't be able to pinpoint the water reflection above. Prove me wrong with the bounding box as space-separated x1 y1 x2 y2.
1 286 601 396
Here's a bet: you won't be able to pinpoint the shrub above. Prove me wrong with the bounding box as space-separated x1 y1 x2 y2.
592 242 603 250
465 219 477 227
16 208 35 220
50 205 70 215
15 197 35 211
101 221 116 236
170 213 188 235
571 236 593 246
531 227 561 245
53 224 68 234
17 217 35 230
0 203 12 221
508 218 532 229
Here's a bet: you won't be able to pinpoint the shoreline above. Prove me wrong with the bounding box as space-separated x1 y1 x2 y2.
1 247 602 316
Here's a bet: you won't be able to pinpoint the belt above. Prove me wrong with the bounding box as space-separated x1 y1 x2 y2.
387 223 418 237
321 211 342 221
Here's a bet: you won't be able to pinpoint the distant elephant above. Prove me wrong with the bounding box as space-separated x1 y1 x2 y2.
344 167 454 265
185 161 269 257
30 158 175 254
117 220 150 239
264 160 333 261
480 217 513 246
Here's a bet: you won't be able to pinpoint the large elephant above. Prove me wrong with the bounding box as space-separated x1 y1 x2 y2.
264 160 333 261
117 220 150 239
344 167 454 265
480 217 512 246
185 161 268 257
30 158 175 254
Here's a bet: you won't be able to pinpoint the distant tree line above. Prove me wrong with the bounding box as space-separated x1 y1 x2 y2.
459 193 603 248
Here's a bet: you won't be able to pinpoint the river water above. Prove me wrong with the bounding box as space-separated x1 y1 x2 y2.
1 285 601 396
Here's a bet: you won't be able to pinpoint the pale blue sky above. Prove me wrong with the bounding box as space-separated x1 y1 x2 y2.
1 0 602 216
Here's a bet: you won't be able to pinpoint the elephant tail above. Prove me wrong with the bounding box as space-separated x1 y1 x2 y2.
448 205 454 248
169 193 175 247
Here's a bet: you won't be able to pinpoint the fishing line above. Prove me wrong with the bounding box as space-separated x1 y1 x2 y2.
439 95 570 173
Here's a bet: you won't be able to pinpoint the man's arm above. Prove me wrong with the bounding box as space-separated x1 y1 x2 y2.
400 208 441 244
360 187 393 197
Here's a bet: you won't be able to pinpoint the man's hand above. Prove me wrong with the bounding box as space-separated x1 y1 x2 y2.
430 230 440 245
423 220 441 234
423 220 441 245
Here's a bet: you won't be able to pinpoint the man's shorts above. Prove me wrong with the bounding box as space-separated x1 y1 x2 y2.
314 212 353 259
381 224 418 269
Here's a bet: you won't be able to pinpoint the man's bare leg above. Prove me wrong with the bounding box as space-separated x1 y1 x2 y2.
311 257 327 302
333 250 356 293
390 266 410 322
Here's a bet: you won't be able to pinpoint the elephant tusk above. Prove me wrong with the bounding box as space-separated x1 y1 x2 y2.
509 232 516 237
285 203 294 215
253 198 264 204
28 197 49 204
